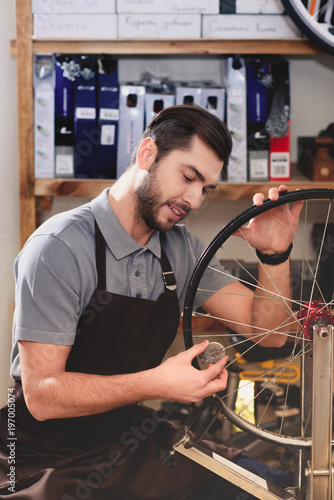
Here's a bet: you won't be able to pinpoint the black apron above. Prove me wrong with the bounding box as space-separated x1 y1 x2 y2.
0 222 241 499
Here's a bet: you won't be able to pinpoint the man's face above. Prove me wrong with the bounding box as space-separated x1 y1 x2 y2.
135 135 223 232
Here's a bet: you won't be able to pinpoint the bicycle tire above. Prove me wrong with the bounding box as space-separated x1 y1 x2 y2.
183 188 334 449
281 0 334 55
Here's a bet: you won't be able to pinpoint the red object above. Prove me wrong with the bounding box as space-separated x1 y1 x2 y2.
297 300 334 339
269 120 291 181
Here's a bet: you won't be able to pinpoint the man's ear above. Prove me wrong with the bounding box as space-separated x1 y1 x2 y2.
137 137 158 171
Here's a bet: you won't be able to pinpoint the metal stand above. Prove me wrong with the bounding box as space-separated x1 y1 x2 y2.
304 324 333 499
173 428 295 500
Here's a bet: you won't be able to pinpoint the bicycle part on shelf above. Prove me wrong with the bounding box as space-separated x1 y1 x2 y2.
281 0 334 55
183 188 334 499
297 300 334 339
198 342 226 364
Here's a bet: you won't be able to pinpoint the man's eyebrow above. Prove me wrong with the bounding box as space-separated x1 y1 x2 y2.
185 165 218 189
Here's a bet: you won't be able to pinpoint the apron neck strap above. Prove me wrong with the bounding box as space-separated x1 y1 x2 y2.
95 220 106 290
160 239 177 292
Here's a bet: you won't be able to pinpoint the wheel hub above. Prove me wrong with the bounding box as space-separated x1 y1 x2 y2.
297 301 334 339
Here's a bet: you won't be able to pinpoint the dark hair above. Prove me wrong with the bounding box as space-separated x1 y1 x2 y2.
128 104 232 170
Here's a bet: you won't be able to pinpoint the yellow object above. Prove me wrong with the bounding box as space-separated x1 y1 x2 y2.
233 380 256 430
238 359 300 385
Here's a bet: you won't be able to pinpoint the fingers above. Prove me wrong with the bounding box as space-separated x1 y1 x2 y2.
253 185 289 207
291 199 304 218
203 356 229 394
188 345 229 386
205 355 229 380
252 192 265 207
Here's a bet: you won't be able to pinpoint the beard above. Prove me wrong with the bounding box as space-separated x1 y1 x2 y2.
135 162 190 232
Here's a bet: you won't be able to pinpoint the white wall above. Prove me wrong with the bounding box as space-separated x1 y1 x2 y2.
0 1 20 405
1 1 334 402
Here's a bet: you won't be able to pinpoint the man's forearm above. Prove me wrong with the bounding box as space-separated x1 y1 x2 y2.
24 369 161 421
251 259 292 347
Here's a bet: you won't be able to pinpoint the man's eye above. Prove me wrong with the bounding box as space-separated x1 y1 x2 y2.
184 175 192 182
203 188 209 195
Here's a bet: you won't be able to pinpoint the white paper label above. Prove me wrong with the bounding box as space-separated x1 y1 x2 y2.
100 108 119 121
76 107 96 120
56 154 74 175
270 152 290 178
250 158 268 179
101 125 115 146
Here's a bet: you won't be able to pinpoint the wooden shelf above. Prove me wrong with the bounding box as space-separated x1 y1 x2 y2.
13 0 328 246
34 169 333 202
10 37 324 56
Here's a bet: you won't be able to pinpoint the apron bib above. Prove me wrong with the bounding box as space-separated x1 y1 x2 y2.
0 222 241 499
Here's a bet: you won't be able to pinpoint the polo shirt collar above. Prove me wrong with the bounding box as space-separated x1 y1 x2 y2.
91 188 161 260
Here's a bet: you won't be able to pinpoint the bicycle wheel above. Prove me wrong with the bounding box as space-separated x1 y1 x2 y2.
183 189 334 450
281 0 334 55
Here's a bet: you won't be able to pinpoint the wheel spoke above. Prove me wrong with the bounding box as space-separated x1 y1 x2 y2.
183 189 334 459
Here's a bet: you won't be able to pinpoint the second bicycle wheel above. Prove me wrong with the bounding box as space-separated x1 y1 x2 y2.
183 189 334 449
281 0 334 55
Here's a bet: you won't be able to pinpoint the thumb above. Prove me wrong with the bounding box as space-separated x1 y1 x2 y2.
184 340 209 361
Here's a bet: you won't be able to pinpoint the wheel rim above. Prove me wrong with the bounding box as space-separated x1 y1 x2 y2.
281 0 334 56
183 189 334 448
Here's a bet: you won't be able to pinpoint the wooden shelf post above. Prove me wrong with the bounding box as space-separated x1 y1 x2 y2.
16 0 35 246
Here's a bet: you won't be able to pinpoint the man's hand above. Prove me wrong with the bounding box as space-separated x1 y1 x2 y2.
235 185 304 254
152 340 229 403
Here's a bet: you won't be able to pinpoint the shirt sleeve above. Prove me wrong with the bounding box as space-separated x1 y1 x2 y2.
13 234 83 346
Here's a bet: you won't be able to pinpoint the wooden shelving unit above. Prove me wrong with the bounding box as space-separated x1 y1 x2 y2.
33 169 332 201
11 37 324 56
15 0 326 246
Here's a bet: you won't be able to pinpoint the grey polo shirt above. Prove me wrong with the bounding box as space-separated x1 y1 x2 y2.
10 188 234 379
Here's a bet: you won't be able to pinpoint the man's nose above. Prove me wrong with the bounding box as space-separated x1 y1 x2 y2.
183 187 204 211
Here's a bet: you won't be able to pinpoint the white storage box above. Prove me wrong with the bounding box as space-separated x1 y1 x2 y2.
199 84 225 122
33 13 117 39
225 57 247 182
117 0 219 14
34 55 55 179
145 93 175 126
175 83 202 106
202 14 302 39
117 84 146 178
32 0 116 13
118 14 201 38
236 0 284 14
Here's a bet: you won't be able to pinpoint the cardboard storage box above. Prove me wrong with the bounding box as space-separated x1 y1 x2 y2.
118 14 201 38
175 83 202 106
32 0 116 13
117 0 219 14
268 59 291 182
202 14 302 38
145 93 175 126
225 57 247 182
246 61 270 182
199 83 225 122
34 54 55 179
96 57 119 179
299 137 334 182
117 84 145 178
33 13 117 39
235 0 284 14
74 56 98 178
54 55 76 178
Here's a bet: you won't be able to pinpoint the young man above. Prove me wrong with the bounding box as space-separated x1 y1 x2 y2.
0 105 301 499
